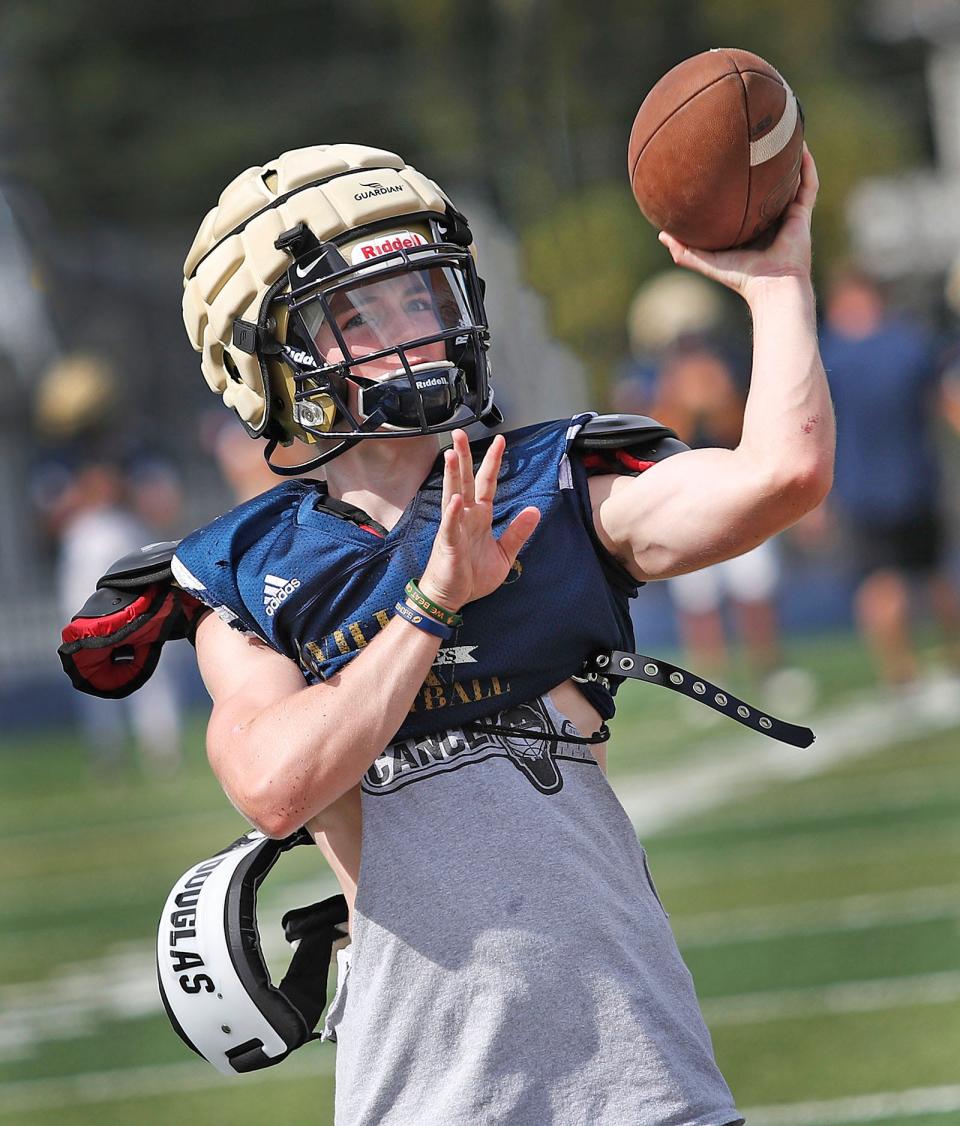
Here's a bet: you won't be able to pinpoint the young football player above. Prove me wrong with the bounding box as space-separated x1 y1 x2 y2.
164 142 831 1124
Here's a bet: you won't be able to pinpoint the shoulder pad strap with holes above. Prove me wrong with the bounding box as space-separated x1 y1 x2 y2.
580 649 814 748
58 539 206 699
572 414 688 475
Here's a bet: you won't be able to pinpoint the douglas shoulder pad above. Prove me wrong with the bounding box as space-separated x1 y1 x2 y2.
58 539 206 699
157 827 349 1075
573 413 689 475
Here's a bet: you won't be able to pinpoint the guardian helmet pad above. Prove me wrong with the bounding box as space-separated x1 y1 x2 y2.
181 145 499 473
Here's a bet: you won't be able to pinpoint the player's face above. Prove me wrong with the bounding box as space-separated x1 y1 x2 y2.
311 271 448 381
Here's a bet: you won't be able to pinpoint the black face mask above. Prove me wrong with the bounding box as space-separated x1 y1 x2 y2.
263 234 499 476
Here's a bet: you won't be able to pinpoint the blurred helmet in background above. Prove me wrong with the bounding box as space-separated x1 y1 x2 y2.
182 144 499 473
626 270 726 359
35 354 119 442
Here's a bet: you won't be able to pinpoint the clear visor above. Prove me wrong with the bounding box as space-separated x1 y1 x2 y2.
298 258 474 377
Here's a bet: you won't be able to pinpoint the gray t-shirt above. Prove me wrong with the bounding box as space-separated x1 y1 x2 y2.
323 695 741 1126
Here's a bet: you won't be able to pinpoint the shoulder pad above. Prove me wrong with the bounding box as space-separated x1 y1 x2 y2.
99 540 182 590
573 414 679 450
60 538 205 699
573 414 688 474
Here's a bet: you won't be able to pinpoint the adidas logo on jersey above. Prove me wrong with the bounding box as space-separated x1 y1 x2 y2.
263 574 301 617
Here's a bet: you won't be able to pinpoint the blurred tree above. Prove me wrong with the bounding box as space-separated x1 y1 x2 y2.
0 0 922 401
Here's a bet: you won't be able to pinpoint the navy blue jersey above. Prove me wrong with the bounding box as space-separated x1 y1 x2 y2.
173 416 639 740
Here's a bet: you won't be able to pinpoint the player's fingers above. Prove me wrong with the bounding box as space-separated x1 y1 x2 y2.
441 441 463 513
438 491 463 545
658 232 723 283
497 506 541 563
792 144 819 214
474 433 505 505
441 447 458 513
453 429 475 505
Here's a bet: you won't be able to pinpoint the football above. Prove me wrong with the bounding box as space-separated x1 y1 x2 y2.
628 48 804 250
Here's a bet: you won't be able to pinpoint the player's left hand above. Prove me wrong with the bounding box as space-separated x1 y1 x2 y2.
658 144 818 304
418 429 541 613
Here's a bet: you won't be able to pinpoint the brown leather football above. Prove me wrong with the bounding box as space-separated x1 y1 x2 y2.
628 48 803 250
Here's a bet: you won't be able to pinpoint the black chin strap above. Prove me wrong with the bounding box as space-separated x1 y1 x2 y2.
263 409 389 477
578 651 815 749
263 433 363 476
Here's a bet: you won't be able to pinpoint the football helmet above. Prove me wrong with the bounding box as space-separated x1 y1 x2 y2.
157 826 348 1075
182 144 500 472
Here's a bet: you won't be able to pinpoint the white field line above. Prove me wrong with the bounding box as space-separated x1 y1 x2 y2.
655 824 960 887
5 884 957 1065
675 882 960 946
0 1051 334 1116
1 1064 955 1121
741 1083 960 1125
1 805 232 847
701 970 960 1025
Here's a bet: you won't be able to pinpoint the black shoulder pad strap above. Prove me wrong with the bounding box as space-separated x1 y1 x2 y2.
278 893 350 1034
99 539 183 590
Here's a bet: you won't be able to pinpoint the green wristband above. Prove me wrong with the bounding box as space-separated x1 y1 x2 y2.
404 578 463 628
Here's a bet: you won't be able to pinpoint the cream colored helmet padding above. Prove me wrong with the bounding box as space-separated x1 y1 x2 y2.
182 144 454 436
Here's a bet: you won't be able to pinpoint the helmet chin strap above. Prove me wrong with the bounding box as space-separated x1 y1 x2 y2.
263 419 381 477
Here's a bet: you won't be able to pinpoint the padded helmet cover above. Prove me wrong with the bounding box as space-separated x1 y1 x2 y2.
181 144 474 444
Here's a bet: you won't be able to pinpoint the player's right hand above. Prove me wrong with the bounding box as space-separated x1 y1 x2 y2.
418 429 540 613
659 144 818 305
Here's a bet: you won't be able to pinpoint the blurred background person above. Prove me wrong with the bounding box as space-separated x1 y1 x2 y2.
33 353 185 776
820 266 960 689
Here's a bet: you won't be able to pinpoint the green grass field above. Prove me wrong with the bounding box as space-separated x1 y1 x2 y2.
1 631 958 1125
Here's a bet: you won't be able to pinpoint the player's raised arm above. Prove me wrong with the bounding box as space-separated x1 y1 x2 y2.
591 145 834 582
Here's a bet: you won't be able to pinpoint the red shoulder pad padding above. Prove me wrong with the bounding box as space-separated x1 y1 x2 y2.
580 449 659 474
59 584 205 699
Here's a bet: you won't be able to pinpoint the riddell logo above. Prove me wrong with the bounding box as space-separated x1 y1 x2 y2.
354 181 404 201
352 231 427 263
